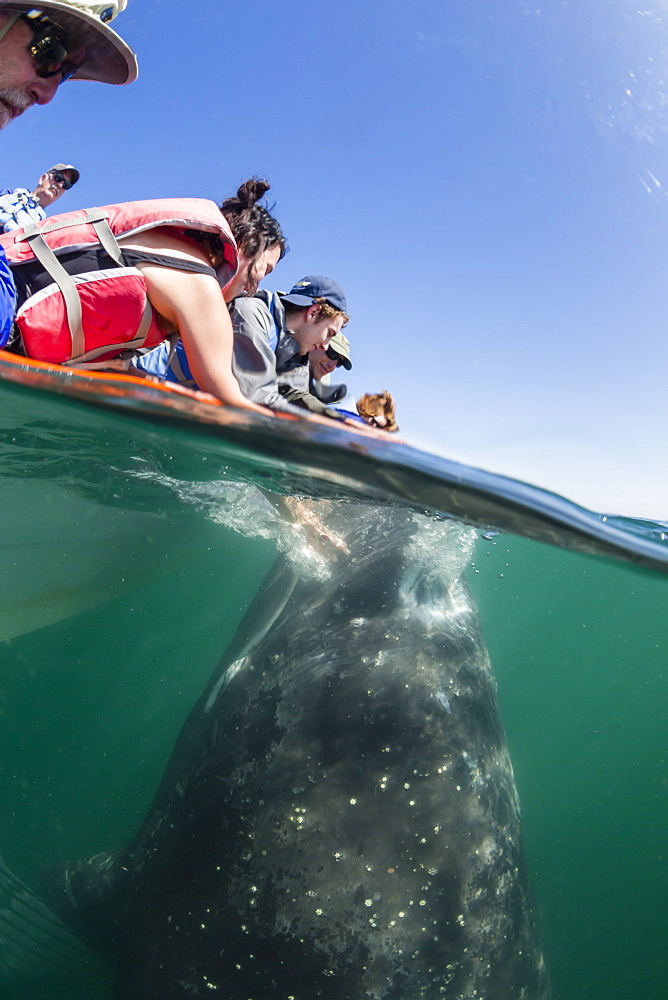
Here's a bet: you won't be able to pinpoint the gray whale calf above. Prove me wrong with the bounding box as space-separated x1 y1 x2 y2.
42 503 549 999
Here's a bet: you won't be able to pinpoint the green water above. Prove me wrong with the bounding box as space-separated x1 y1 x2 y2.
469 538 668 999
1 381 667 998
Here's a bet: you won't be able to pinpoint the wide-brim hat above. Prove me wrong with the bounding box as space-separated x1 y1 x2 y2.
1 2 138 84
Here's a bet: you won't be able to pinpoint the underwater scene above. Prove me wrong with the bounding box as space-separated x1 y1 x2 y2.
0 377 666 1000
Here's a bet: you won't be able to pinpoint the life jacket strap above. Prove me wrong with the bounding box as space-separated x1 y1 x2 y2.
165 337 197 388
162 332 179 378
16 210 154 363
18 223 87 361
17 209 123 254
63 354 137 372
65 297 154 366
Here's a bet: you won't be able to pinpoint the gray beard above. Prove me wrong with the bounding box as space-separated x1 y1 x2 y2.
0 88 34 130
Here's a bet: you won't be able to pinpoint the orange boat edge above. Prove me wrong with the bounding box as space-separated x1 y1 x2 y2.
0 349 300 428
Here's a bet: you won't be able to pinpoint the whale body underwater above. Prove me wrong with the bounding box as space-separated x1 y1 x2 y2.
40 503 549 999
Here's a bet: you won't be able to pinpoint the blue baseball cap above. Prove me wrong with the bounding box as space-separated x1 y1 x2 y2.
280 275 348 312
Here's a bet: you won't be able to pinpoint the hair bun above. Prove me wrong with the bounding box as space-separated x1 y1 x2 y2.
236 177 270 208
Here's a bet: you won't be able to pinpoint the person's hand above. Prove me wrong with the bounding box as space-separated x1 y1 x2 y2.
280 497 350 561
145 376 275 416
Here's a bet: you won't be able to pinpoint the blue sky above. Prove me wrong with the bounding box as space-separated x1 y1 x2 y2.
3 0 668 516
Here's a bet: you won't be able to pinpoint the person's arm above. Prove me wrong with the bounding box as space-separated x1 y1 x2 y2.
278 384 397 436
278 383 329 413
138 264 266 411
269 495 351 560
278 384 367 426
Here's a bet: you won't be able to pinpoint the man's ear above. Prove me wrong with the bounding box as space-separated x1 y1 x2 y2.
306 303 321 322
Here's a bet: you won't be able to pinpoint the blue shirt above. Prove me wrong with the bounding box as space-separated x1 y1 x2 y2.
0 187 46 233
0 245 16 348
136 340 196 387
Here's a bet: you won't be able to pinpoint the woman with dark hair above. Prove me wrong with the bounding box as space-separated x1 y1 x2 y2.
135 178 287 387
1 179 286 410
219 178 287 298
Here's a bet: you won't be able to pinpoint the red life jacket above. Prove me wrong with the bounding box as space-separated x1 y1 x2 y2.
0 198 237 367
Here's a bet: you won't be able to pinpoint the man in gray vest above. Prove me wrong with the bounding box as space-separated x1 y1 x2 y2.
232 276 350 414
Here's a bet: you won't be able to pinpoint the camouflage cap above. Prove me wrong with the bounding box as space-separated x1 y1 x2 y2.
328 331 352 370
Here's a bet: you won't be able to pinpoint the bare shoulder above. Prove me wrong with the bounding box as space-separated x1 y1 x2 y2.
117 227 212 266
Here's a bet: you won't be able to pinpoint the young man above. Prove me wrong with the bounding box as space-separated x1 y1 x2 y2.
0 2 137 346
231 276 349 414
0 162 79 232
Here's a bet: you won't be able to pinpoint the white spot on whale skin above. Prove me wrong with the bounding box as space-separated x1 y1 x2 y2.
204 657 250 712
435 690 452 713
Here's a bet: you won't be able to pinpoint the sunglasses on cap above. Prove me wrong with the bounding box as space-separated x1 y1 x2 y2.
325 346 343 365
21 14 85 84
48 170 73 190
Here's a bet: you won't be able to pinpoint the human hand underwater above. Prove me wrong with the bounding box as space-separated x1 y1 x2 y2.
279 497 351 561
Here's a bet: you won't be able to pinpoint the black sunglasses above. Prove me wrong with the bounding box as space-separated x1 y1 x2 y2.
49 170 73 191
325 346 343 365
22 15 85 84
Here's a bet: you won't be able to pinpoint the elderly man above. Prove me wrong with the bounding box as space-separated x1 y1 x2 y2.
0 1 137 347
0 162 79 231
